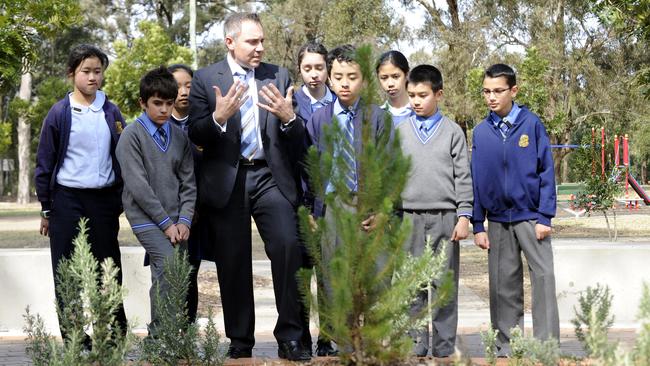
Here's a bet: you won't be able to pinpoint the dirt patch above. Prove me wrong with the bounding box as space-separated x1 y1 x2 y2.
197 270 272 318
553 214 650 238
460 245 532 312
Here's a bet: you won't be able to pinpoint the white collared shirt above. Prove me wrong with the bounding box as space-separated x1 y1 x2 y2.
57 91 115 188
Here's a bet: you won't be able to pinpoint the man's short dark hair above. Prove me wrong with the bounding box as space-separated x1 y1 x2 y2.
167 64 194 78
407 64 443 92
140 66 178 103
66 44 109 76
484 63 517 88
326 44 357 75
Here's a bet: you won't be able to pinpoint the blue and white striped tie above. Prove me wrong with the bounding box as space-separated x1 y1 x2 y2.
497 117 510 137
342 110 357 192
236 71 258 160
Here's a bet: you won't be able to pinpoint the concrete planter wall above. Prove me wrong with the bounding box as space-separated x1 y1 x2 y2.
553 239 650 327
0 247 151 334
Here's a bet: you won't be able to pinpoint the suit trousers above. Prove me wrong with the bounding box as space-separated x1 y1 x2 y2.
203 164 304 348
402 210 459 357
48 185 128 339
487 220 560 347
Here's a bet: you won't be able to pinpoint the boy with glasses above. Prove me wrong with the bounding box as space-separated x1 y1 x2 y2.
471 63 559 356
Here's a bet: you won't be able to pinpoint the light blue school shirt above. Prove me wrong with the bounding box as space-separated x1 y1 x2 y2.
490 102 521 137
303 85 334 113
413 109 443 143
56 91 115 188
137 112 171 151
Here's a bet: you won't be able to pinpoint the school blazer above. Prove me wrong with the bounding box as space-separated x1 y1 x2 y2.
188 59 305 209
304 101 390 216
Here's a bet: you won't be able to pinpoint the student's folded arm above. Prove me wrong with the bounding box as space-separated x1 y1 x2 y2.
115 130 173 231
177 140 197 227
34 110 60 211
452 125 474 217
188 73 223 147
536 121 556 226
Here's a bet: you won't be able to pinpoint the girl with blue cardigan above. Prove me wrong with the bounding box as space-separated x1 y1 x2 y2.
34 44 128 345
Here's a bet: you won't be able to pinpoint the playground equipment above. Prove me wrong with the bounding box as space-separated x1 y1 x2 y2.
613 132 650 206
555 127 650 213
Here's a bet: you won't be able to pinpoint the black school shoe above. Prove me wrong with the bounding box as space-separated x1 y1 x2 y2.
316 339 338 356
226 345 253 359
278 340 311 361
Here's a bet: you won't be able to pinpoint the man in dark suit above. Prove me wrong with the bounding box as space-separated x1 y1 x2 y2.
188 12 310 362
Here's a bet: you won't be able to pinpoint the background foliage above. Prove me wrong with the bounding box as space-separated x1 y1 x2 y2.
0 0 649 198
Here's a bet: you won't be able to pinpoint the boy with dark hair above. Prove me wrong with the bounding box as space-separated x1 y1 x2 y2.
304 44 389 354
399 64 473 357
116 66 196 335
472 63 559 355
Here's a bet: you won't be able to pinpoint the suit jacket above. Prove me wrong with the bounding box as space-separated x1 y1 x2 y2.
304 101 389 217
188 59 304 209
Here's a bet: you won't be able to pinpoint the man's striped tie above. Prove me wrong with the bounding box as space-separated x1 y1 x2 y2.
342 109 357 192
236 71 258 160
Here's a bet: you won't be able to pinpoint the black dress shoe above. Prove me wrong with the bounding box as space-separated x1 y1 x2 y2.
278 340 311 361
227 346 252 359
316 339 338 356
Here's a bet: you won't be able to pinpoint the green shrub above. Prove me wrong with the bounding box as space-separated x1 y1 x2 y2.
24 218 134 365
140 247 227 366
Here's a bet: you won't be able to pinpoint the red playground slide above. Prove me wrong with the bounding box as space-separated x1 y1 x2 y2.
628 174 650 205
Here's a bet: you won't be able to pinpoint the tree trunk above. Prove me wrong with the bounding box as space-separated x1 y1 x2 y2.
17 71 31 205
562 154 570 182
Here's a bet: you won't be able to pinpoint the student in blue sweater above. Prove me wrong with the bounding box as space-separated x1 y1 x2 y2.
471 64 559 355
295 42 335 122
34 44 127 346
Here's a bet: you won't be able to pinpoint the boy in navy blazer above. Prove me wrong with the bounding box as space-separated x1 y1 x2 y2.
303 45 390 354
471 63 559 355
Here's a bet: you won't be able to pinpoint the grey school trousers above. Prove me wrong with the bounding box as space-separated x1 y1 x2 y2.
402 210 459 357
487 220 560 347
320 198 389 340
135 229 187 334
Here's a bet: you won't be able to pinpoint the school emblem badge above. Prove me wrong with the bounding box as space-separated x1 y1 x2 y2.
115 122 123 134
519 134 529 148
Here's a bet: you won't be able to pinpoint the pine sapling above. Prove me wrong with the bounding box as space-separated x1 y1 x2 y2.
297 44 453 365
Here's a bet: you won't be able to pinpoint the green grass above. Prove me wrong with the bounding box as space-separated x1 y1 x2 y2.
0 210 40 218
0 229 141 249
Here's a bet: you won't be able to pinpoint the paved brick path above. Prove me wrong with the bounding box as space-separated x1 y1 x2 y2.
2 327 638 365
